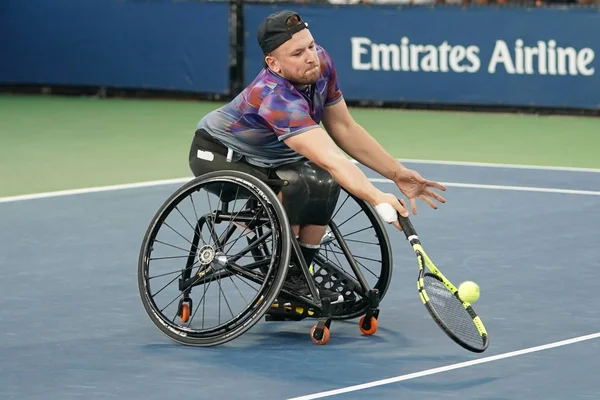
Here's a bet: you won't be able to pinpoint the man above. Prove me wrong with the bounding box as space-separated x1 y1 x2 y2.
188 10 447 304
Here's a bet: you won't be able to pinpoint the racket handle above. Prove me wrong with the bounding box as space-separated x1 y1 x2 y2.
397 212 418 239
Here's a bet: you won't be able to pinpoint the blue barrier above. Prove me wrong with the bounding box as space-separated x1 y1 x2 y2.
244 4 600 110
0 0 230 95
2 1 598 110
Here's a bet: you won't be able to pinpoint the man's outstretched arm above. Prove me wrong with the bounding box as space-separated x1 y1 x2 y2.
322 98 408 181
321 98 446 214
283 126 409 230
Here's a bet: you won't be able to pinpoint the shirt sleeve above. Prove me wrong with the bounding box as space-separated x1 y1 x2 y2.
322 47 343 107
258 90 320 141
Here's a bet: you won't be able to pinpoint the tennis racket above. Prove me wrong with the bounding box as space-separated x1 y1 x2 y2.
397 213 489 353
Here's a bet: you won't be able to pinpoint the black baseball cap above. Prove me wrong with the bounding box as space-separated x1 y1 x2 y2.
257 10 308 55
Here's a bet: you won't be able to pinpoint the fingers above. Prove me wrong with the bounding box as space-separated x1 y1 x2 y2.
426 188 447 204
427 180 447 192
420 194 438 210
395 175 448 217
393 199 406 231
410 198 417 215
406 191 446 215
395 198 409 218
413 185 447 213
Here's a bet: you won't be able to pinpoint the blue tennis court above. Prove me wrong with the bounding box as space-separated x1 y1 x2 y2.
1 161 599 400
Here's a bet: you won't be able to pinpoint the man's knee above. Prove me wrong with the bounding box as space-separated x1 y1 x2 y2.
275 160 341 226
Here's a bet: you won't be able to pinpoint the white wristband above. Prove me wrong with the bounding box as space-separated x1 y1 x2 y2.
375 203 398 223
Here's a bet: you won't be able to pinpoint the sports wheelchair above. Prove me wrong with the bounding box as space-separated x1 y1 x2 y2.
137 170 393 346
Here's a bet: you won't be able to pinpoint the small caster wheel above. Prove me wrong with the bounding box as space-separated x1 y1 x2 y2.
310 324 330 345
179 303 191 323
359 315 378 335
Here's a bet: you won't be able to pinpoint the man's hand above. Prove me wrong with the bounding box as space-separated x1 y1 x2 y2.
321 101 447 216
373 192 409 232
393 168 447 215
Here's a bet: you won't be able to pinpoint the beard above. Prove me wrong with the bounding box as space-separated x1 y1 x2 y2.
285 65 320 85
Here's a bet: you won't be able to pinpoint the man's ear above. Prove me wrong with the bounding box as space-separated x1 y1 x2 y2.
265 55 280 73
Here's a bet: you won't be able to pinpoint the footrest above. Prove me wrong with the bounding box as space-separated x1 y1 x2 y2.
265 299 317 321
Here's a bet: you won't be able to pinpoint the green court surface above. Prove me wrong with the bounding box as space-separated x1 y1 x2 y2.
1 94 599 197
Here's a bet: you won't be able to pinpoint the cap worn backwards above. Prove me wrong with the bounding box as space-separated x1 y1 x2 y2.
256 10 309 55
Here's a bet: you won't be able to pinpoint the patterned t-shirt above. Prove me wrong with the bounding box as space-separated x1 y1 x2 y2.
197 44 343 168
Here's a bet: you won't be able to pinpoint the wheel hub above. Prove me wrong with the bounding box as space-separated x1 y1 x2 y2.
198 245 216 265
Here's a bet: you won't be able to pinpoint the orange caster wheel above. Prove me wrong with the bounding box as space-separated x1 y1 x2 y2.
359 315 378 335
310 324 330 345
179 303 191 323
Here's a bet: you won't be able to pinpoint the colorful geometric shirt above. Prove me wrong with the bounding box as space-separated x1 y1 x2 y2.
197 44 343 168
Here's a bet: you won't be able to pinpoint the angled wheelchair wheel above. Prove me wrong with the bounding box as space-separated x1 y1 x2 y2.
138 170 291 346
313 189 393 321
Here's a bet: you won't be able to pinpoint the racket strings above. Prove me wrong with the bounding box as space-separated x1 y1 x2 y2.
423 274 484 349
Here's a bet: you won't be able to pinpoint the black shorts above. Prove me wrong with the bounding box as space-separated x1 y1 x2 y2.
188 129 274 182
188 129 340 226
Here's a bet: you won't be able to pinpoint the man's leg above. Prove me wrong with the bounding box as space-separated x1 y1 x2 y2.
277 194 326 271
297 224 327 269
274 163 343 304
277 194 321 267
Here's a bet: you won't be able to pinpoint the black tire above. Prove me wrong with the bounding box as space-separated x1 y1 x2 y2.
314 190 393 320
138 170 291 346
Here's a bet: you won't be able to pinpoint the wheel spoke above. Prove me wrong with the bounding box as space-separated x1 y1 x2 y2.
138 174 291 346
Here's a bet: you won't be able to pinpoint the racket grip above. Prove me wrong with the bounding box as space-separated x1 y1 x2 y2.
397 213 417 239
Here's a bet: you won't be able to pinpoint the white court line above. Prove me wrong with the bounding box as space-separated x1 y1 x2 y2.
1 177 600 204
393 158 600 173
368 178 600 196
347 158 600 173
287 332 600 400
1 159 599 204
0 177 192 204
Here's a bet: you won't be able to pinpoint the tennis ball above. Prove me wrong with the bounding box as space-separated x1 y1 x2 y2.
458 281 480 303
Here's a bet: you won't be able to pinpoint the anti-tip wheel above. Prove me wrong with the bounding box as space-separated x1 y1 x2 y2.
310 324 330 345
179 303 191 323
359 315 378 335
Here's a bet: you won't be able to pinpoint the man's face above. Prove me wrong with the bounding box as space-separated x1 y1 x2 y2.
266 29 320 85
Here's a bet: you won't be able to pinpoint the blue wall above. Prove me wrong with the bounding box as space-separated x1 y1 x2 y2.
245 5 600 109
0 0 230 94
2 1 599 109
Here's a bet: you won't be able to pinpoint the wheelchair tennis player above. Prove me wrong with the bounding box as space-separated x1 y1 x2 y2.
188 10 447 305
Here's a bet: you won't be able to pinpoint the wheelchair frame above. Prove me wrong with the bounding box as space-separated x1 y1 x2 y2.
138 170 393 346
